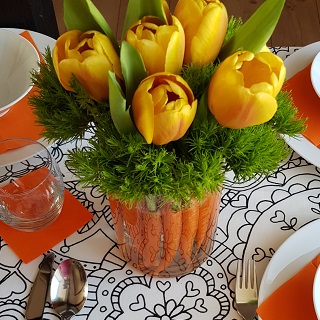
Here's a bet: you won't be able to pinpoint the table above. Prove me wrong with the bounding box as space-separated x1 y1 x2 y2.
1 45 320 319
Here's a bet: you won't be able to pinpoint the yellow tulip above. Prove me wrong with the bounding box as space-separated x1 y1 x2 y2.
132 72 197 145
124 15 185 75
174 0 228 66
52 30 122 101
208 51 286 129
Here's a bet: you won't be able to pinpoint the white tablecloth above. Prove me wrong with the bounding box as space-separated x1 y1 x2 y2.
1 46 319 320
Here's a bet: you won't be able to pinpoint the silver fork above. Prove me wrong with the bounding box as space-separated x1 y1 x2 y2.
235 259 258 320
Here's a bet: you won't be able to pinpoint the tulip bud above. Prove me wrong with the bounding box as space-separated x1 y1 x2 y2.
174 0 228 66
52 30 122 102
208 51 286 129
124 15 185 75
132 72 197 145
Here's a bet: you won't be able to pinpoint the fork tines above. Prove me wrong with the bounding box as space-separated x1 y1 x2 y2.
235 259 258 319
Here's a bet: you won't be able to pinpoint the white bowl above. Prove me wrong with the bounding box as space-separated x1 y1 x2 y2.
313 265 320 319
311 51 320 98
0 29 40 116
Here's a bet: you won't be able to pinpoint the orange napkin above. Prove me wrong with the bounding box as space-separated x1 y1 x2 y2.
257 254 320 319
0 30 45 144
284 64 320 147
0 186 93 264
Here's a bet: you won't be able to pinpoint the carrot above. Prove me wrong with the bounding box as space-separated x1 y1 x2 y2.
179 199 199 264
201 192 221 251
109 196 125 245
141 210 162 269
155 203 182 275
121 201 144 259
195 193 215 251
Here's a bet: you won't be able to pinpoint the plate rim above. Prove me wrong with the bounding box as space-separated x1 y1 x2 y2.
283 41 320 168
258 218 320 313
311 51 320 98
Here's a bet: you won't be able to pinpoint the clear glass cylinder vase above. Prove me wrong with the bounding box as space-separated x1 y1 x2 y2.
109 192 221 277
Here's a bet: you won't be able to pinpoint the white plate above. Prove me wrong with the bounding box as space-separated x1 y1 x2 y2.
283 41 320 168
311 51 320 98
2 28 56 149
258 219 320 318
314 265 320 319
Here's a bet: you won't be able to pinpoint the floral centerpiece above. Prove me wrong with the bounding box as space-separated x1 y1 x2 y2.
30 0 305 276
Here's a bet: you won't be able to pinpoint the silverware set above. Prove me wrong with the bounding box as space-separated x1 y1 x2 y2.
26 254 258 320
25 253 88 320
235 259 258 320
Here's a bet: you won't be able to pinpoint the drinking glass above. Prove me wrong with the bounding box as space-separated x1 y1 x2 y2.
0 138 64 231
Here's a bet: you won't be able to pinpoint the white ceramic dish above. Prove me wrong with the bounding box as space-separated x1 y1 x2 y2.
258 219 320 319
314 265 320 319
2 28 56 149
0 29 40 116
283 41 320 168
311 51 320 98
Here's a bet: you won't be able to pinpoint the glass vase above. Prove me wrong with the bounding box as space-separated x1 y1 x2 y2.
109 191 221 277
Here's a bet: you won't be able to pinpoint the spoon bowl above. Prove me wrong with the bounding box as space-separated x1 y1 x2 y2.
50 259 88 320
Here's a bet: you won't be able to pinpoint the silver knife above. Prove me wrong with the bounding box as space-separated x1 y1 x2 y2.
25 253 55 320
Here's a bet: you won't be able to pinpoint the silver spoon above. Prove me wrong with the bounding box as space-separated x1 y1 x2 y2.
50 259 88 320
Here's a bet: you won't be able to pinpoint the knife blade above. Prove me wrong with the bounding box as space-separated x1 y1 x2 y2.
25 252 54 320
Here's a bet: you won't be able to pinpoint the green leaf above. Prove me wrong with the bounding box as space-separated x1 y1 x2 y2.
108 71 137 135
121 0 167 39
121 41 148 107
63 0 119 54
219 0 285 60
192 89 208 129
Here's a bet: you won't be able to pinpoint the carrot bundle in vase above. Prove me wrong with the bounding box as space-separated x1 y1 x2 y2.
109 192 221 277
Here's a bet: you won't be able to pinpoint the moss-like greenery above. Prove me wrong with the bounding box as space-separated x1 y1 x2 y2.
29 22 306 206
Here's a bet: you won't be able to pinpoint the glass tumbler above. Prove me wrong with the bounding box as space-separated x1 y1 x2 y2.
0 138 64 231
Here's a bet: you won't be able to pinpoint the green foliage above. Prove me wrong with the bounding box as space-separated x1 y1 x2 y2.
68 112 224 205
225 16 242 43
180 62 218 101
271 90 306 135
221 124 290 180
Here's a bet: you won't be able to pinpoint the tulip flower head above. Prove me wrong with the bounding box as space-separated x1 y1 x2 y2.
132 72 197 145
53 30 122 101
124 16 185 75
208 51 286 129
174 0 228 66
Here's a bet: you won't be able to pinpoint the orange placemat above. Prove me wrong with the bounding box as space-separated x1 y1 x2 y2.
257 253 320 319
284 63 320 147
0 30 45 142
0 188 93 263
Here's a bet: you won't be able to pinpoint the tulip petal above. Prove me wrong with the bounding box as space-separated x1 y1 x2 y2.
210 85 277 128
190 2 228 65
136 39 166 74
152 85 169 112
153 100 197 144
58 54 110 101
132 78 156 144
165 18 185 73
